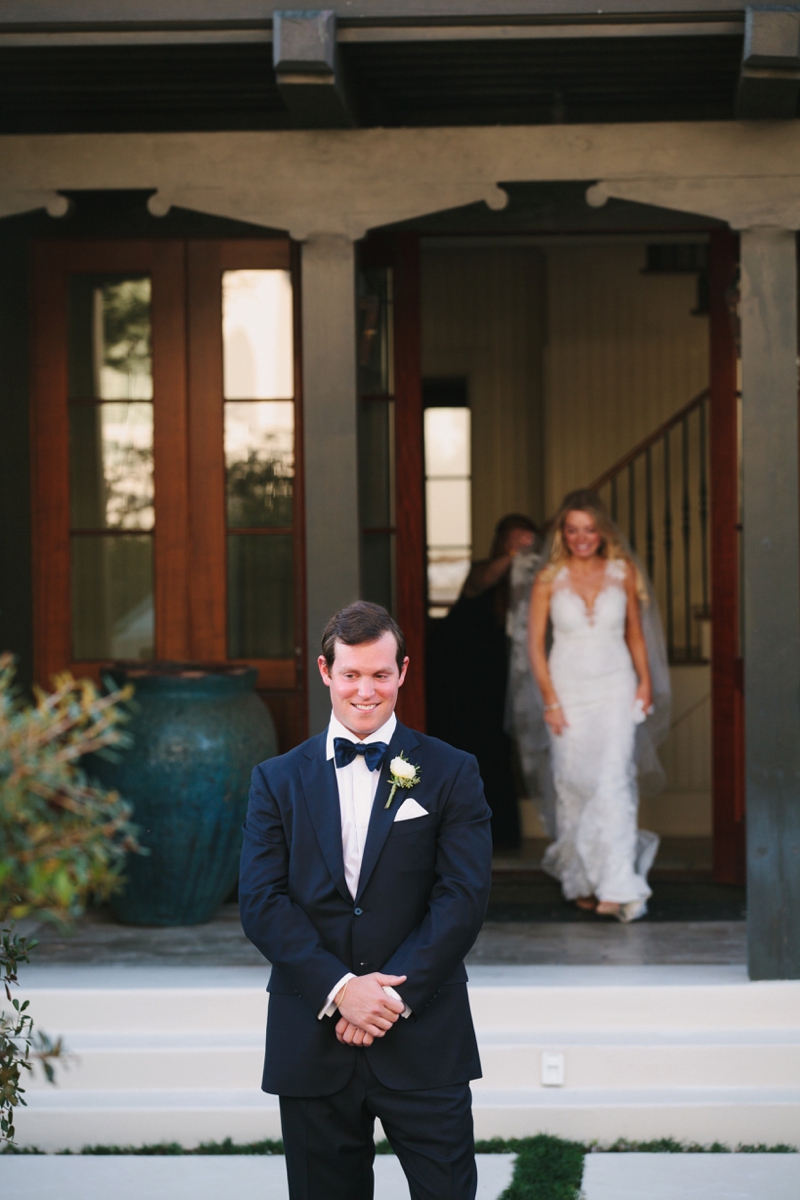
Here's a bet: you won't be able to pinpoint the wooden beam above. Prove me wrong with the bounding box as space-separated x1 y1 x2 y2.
0 20 744 46
0 0 756 28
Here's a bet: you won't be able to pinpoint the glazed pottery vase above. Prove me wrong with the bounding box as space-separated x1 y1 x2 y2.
91 663 277 926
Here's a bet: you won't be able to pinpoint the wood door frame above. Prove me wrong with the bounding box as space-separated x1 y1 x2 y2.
709 229 746 884
184 238 301 694
31 239 189 685
358 232 427 730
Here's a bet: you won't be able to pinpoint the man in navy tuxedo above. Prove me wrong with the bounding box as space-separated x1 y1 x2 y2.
239 601 493 1200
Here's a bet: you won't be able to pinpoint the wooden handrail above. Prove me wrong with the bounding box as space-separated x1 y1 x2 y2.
587 387 710 494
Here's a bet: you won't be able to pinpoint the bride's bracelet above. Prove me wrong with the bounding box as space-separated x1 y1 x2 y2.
544 702 561 712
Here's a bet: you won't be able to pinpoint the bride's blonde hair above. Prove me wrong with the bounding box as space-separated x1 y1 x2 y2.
542 489 648 603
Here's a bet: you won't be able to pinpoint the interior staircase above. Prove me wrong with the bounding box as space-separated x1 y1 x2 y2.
16 964 800 1151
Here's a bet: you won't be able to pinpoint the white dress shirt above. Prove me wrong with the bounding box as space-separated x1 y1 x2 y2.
318 711 410 1021
328 710 396 900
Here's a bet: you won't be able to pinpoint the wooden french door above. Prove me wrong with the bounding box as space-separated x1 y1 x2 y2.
31 238 306 748
356 232 426 730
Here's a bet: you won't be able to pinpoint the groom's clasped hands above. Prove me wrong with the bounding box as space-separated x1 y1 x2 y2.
333 972 408 1047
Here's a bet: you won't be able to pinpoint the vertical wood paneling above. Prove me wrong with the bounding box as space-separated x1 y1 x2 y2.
421 245 547 558
544 243 709 515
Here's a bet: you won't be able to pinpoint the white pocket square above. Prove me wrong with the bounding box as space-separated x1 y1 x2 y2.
393 798 429 822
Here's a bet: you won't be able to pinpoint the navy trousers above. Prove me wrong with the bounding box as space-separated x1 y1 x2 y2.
279 1051 477 1200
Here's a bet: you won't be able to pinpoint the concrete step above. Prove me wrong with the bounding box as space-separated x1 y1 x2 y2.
18 1088 281 1149
12 965 800 1150
17 1084 800 1149
22 1028 800 1092
471 1085 800 1144
21 965 799 1032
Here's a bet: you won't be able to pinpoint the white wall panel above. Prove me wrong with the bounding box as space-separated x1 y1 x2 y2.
421 245 547 558
543 243 709 515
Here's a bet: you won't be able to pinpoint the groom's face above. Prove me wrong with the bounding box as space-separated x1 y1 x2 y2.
318 632 409 739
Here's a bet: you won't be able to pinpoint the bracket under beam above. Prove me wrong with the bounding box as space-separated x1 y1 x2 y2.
736 5 800 119
273 9 354 128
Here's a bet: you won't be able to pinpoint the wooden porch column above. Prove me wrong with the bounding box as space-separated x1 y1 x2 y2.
709 231 745 884
301 234 360 733
740 227 800 979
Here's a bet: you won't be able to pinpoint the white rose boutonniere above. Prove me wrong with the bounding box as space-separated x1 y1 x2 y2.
385 752 421 809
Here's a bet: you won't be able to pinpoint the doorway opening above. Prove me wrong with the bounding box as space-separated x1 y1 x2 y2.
362 229 742 893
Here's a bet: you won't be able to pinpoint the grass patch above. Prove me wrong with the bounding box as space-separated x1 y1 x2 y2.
499 1135 585 1200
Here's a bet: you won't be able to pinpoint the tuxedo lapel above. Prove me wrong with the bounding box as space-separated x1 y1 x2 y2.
356 722 421 902
300 734 350 904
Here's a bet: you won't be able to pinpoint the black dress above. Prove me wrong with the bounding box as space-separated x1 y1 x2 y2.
427 576 521 850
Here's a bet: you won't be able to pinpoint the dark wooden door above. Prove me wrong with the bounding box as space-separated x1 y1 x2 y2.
31 238 306 751
356 232 426 730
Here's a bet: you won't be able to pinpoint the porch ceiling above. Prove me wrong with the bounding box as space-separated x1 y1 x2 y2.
0 12 750 133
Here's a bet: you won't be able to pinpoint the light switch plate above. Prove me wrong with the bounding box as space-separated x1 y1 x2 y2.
541 1051 566 1087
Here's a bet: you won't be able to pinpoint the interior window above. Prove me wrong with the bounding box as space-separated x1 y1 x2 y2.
424 400 471 618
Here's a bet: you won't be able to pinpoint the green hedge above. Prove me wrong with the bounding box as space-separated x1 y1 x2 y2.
3 1132 796 1200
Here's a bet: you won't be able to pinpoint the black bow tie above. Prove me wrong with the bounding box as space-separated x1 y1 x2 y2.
333 737 388 772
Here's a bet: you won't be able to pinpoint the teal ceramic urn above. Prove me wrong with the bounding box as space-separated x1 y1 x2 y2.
93 663 277 926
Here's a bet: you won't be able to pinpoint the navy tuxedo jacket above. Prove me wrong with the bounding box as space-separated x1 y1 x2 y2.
239 720 493 1096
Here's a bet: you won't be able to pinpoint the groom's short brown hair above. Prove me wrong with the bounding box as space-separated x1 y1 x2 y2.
321 602 406 670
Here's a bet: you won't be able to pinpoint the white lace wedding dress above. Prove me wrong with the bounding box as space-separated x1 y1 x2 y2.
541 559 659 918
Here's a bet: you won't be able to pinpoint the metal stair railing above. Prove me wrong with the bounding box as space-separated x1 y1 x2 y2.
585 387 712 664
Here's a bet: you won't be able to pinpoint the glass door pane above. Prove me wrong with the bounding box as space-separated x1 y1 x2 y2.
221 269 295 659
68 274 155 660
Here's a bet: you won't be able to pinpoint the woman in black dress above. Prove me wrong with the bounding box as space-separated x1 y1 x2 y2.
427 514 539 851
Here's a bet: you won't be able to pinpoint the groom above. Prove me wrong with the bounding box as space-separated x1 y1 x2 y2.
239 601 492 1200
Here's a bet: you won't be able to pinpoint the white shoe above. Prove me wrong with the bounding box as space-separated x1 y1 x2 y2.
617 900 648 923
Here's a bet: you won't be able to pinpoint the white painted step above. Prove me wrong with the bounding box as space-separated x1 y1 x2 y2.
17 1084 800 1149
20 964 800 1029
10 964 800 1149
471 1086 800 1144
16 1088 282 1149
21 1027 800 1092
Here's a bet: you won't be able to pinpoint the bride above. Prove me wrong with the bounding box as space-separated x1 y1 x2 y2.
527 489 667 923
